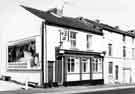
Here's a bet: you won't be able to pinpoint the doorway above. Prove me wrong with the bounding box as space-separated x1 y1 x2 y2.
123 69 131 83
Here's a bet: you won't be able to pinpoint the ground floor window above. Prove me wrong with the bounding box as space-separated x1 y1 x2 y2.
81 58 89 72
67 57 75 72
66 56 103 74
92 57 102 73
109 62 113 74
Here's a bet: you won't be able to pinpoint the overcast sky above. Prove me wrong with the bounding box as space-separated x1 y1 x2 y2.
1 0 135 41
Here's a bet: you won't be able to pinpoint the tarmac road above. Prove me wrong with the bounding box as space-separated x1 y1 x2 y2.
0 88 135 94
1 80 135 94
75 88 135 94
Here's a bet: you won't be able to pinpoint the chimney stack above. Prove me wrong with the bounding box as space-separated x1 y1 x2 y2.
115 26 119 29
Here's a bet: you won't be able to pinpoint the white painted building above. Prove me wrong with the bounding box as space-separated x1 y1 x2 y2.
102 25 135 84
1 5 135 87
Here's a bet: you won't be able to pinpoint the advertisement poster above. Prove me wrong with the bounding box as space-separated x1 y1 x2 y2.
8 38 41 70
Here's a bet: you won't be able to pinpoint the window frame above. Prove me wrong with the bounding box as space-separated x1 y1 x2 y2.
67 57 75 73
86 34 92 50
92 57 102 73
115 65 119 80
123 46 126 57
123 35 126 42
108 44 112 56
108 62 113 74
132 37 134 44
70 31 77 49
132 48 135 59
81 58 89 73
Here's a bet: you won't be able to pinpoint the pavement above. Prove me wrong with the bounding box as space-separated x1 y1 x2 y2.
32 84 135 94
0 80 23 91
0 80 135 94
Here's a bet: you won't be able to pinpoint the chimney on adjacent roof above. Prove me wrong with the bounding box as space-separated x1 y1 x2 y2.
115 26 119 29
76 16 90 24
77 16 83 20
94 19 100 23
128 30 135 33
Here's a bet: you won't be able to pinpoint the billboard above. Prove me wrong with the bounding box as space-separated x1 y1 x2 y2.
8 37 41 70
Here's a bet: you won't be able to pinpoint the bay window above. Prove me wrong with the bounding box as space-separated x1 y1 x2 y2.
92 57 102 73
67 57 75 72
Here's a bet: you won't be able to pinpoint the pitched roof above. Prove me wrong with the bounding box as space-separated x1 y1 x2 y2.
101 23 135 37
21 5 103 35
83 18 135 37
82 18 135 37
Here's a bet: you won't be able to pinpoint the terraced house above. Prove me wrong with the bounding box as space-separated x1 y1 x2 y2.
2 5 135 87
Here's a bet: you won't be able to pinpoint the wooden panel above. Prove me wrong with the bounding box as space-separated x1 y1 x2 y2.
55 60 62 83
48 62 53 82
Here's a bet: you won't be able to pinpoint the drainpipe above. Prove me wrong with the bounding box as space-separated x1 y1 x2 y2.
41 21 48 87
45 22 48 84
41 21 45 87
61 56 64 84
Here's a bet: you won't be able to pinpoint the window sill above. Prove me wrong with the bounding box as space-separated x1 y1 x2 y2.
92 72 102 74
69 48 78 50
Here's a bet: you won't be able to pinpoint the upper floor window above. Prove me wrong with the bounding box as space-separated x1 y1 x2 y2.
108 44 112 56
132 48 135 59
132 37 134 44
123 35 126 42
86 35 92 50
70 31 76 48
123 46 126 57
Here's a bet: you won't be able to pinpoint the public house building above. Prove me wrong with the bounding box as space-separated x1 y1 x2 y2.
3 5 135 87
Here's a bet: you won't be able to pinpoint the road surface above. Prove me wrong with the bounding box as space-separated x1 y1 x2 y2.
75 88 135 94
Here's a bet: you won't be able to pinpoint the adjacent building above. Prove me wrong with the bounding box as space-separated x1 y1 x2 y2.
102 24 135 84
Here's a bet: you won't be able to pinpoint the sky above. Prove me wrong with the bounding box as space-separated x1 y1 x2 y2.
1 0 135 41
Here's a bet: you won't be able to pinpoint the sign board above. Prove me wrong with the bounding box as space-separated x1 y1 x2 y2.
8 37 41 70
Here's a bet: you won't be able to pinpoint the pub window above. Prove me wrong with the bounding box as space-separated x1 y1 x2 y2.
123 46 126 57
70 31 76 48
83 63 86 72
67 57 75 72
86 35 92 50
92 58 102 73
71 59 75 72
98 58 102 72
67 59 71 72
82 58 88 72
108 44 112 56
108 62 113 74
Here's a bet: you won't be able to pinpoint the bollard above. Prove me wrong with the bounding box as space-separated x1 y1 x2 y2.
25 79 28 90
